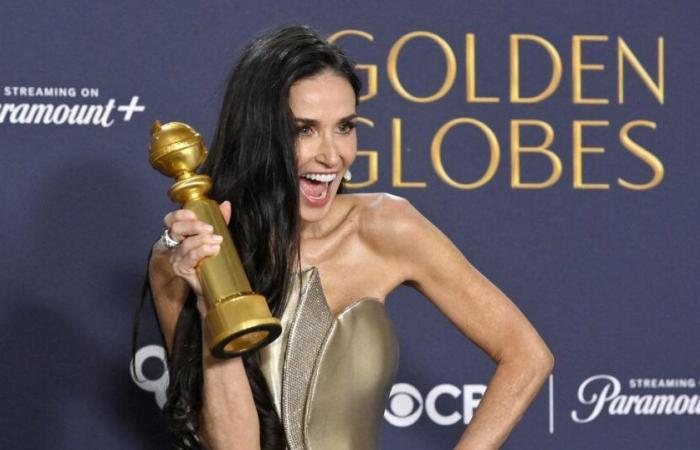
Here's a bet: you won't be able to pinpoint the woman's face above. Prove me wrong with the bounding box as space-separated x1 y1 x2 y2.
290 70 358 225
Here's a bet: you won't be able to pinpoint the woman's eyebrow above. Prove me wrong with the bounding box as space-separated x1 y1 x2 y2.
293 117 318 126
339 113 359 122
293 113 359 125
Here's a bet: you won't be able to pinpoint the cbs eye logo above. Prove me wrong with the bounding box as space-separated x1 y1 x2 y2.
130 345 169 408
385 383 424 427
384 382 486 427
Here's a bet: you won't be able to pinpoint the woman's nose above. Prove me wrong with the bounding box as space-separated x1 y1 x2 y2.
316 133 341 166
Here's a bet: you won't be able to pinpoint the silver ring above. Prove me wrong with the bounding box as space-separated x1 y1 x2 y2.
160 228 182 249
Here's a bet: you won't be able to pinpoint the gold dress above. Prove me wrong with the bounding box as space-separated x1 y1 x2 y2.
259 266 399 450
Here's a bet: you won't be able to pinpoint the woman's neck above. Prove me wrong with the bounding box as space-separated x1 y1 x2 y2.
299 194 348 241
298 195 358 266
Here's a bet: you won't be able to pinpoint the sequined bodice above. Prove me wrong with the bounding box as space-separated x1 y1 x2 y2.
259 266 399 450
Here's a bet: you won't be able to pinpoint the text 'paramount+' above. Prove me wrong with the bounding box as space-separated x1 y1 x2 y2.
0 90 145 127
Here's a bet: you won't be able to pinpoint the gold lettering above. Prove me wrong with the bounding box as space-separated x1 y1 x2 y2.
572 35 609 105
392 118 427 187
510 34 562 103
617 37 665 105
466 33 499 103
573 120 610 189
618 120 664 190
345 117 379 188
431 118 500 189
387 31 456 103
328 30 378 101
511 119 562 188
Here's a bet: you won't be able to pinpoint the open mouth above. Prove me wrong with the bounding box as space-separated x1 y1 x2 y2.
299 172 337 202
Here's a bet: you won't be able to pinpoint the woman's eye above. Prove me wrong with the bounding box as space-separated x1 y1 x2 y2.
297 126 312 136
338 122 356 134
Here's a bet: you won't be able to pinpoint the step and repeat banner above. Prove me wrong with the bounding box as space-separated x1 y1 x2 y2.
2 1 698 449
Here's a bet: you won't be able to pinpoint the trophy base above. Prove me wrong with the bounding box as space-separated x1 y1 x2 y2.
204 293 282 358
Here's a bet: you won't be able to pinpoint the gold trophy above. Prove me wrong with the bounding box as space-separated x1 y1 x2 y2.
149 120 281 358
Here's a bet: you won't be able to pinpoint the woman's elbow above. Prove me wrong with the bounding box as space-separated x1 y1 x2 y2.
542 350 555 374
533 345 555 376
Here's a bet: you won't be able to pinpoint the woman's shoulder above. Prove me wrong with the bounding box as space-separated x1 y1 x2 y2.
338 192 423 253
338 191 409 208
338 191 412 223
336 192 449 287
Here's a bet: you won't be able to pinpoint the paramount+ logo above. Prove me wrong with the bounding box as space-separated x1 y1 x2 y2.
1 85 145 127
384 382 486 427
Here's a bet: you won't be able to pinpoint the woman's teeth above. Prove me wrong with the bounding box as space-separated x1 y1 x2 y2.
301 172 337 183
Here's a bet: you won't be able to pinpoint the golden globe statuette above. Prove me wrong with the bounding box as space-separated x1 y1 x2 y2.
149 120 281 358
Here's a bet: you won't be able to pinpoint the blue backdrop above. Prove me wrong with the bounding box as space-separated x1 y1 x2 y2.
2 0 699 448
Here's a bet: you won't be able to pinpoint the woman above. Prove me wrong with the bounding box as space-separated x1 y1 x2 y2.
142 25 554 450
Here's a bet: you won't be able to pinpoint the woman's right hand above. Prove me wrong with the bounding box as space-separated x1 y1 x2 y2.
158 200 232 302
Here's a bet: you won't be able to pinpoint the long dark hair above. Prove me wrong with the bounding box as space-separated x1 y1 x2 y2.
133 24 361 449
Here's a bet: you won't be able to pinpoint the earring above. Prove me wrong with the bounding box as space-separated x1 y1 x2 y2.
343 169 352 182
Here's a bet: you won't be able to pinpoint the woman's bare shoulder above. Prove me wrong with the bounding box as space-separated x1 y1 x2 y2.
339 192 454 289
340 192 421 255
338 191 411 223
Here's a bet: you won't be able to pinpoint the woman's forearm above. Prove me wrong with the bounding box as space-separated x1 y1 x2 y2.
454 351 554 450
148 241 191 353
149 244 260 449
199 328 261 450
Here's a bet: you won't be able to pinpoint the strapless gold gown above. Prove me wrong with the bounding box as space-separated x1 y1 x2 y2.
259 266 399 450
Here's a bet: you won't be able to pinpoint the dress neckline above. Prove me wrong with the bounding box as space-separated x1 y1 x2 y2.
289 265 383 320
292 265 317 275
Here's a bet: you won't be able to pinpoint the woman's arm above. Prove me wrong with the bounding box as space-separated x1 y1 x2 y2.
367 194 554 450
149 204 261 450
148 241 191 353
198 311 261 450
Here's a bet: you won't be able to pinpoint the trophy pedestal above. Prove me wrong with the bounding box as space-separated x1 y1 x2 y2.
205 293 282 357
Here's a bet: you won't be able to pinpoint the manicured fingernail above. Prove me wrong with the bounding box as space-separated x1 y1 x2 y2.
205 224 214 232
212 235 223 241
